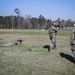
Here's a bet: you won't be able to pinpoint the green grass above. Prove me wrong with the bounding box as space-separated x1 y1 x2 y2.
57 29 71 36
0 29 75 75
0 29 71 36
0 29 47 35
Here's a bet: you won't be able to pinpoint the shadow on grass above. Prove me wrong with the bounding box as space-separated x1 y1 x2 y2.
43 45 50 52
60 52 75 64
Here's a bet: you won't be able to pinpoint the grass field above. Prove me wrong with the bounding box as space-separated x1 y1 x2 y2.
0 29 75 75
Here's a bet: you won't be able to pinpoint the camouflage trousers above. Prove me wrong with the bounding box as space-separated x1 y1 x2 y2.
71 49 75 60
0 43 13 47
71 45 75 60
50 33 56 50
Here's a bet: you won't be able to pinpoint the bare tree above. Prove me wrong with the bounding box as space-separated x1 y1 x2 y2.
10 15 14 29
24 14 32 29
14 8 21 28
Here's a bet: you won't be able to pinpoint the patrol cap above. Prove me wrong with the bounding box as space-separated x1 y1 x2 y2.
52 22 59 27
52 23 56 27
52 23 56 25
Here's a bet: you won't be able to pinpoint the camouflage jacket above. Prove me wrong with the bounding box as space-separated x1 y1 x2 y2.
48 26 58 35
48 27 58 39
70 29 75 45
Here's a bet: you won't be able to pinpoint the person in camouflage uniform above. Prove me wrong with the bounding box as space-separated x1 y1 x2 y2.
48 23 59 51
0 39 23 47
70 26 75 60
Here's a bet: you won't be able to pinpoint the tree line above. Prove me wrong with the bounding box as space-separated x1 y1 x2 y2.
0 8 75 29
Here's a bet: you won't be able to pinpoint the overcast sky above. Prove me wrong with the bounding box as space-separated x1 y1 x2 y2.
0 0 75 20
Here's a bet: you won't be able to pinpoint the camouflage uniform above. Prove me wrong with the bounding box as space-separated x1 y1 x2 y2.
48 25 58 50
0 39 22 47
70 29 75 60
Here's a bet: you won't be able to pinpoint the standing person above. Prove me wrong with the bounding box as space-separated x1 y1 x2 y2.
70 24 75 60
48 23 59 51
